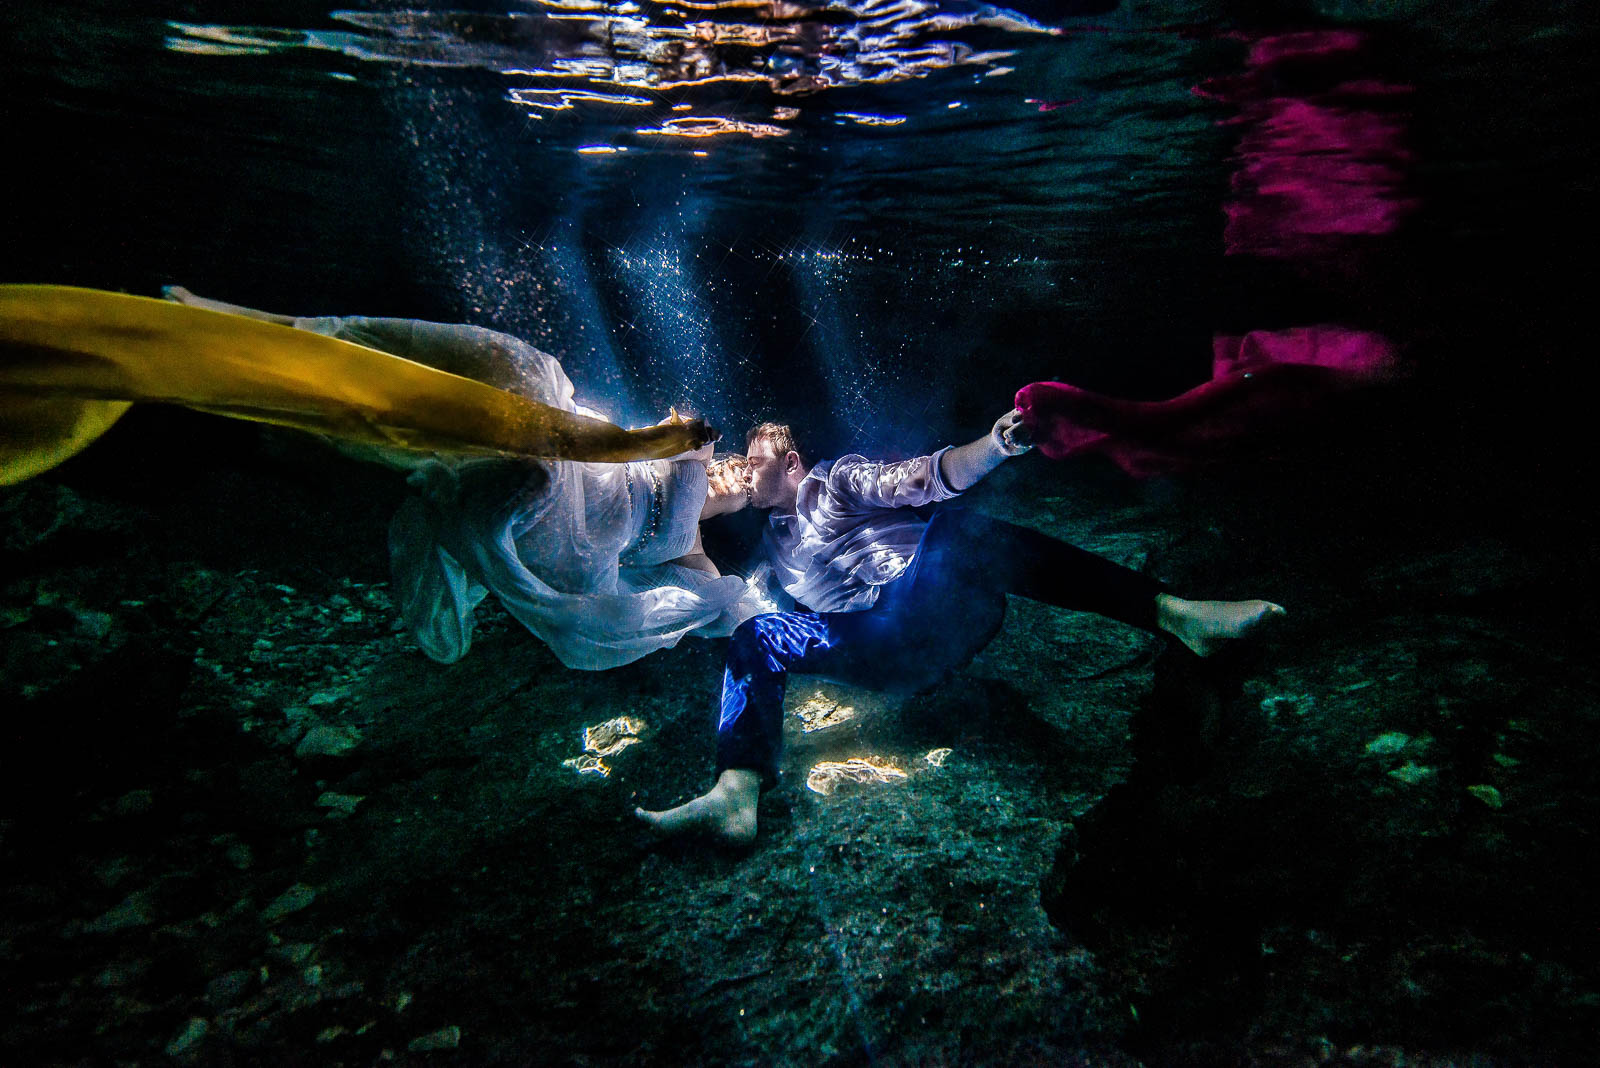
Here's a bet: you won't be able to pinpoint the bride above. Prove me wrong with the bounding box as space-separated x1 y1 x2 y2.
165 287 761 670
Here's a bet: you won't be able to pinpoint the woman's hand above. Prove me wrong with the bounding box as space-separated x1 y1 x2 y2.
657 407 718 460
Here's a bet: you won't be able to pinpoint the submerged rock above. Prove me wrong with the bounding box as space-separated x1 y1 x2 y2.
165 1017 208 1057
261 884 317 922
1387 761 1435 785
1466 784 1504 809
1364 731 1410 755
316 791 365 818
204 969 254 1008
408 1025 462 1052
295 723 362 759
83 889 157 934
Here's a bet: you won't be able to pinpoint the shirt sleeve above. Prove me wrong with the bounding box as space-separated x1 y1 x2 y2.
823 446 960 511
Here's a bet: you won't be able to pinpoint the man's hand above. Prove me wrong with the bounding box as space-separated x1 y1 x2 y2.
940 406 1032 492
990 408 1033 456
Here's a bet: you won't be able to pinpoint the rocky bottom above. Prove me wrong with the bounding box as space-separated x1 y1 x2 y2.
2 416 1596 1065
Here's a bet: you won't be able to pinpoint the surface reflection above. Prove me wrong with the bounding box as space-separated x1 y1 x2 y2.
168 0 1059 148
1195 30 1417 265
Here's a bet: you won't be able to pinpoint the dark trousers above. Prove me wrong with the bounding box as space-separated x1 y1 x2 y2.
715 508 1167 785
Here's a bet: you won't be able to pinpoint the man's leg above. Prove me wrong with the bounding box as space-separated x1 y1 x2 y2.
910 509 1284 655
636 612 849 843
638 511 1284 842
1154 592 1286 657
633 766 763 845
635 600 984 843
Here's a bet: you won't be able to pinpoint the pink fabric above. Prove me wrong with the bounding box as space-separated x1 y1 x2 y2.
1192 30 1416 263
1014 326 1404 477
1222 98 1413 258
1012 33 1415 477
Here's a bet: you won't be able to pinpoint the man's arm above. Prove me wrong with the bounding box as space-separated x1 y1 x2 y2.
939 408 1032 491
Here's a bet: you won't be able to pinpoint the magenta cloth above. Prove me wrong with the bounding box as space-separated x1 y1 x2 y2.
1192 30 1416 264
1015 326 1403 477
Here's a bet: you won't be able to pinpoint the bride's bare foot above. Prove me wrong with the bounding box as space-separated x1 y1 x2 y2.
635 768 759 845
1156 594 1287 657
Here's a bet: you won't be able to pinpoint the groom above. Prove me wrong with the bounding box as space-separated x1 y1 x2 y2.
638 407 1285 843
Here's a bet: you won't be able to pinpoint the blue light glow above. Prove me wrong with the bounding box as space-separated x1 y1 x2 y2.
752 613 835 673
717 613 837 731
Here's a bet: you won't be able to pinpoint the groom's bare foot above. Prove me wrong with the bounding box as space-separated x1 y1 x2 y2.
635 768 759 845
1156 594 1286 657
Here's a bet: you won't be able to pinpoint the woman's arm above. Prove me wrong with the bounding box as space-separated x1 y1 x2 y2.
163 286 299 325
670 457 750 574
669 526 721 576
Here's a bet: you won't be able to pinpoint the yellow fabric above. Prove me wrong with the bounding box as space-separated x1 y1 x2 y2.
0 285 706 486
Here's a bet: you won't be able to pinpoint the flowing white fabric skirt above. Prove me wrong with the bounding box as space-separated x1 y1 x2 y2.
297 315 757 670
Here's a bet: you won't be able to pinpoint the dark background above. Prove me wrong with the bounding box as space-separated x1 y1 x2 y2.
6 3 1600 1063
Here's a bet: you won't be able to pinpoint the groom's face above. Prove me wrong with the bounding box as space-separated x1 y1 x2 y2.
745 436 795 510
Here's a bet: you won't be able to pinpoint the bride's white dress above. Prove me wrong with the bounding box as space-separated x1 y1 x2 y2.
295 315 758 670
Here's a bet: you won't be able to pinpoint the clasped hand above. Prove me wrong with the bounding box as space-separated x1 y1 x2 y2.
991 407 1033 456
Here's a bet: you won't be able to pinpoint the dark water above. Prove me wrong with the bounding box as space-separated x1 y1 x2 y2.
12 0 1594 455
5 1 1600 1063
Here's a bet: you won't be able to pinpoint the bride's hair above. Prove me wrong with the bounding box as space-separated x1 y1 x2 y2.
706 454 748 483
